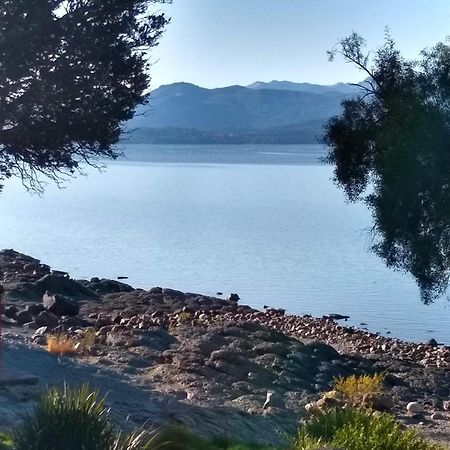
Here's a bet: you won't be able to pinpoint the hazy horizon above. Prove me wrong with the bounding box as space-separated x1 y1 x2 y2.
153 79 358 90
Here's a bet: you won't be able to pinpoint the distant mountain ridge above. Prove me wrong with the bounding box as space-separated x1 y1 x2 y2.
124 81 360 144
247 80 358 96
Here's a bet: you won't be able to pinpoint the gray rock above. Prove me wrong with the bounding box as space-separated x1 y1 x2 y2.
162 288 185 299
43 292 79 316
23 321 39 330
85 278 134 295
5 273 97 302
263 391 284 410
149 287 163 294
33 326 48 336
34 311 59 329
16 310 33 325
26 303 45 316
60 316 89 328
4 305 18 318
33 335 47 345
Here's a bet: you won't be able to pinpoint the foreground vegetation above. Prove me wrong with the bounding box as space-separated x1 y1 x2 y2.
0 382 444 450
293 408 442 450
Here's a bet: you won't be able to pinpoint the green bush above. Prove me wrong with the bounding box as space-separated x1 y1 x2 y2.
149 425 278 450
0 433 13 449
292 408 443 450
14 384 116 450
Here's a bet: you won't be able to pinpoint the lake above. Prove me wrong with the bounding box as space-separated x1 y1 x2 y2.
1 144 449 343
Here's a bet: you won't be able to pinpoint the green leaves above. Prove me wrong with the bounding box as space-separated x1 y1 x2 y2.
325 34 450 303
0 0 169 191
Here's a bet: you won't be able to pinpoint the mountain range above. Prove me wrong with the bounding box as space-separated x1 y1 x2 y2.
124 81 360 144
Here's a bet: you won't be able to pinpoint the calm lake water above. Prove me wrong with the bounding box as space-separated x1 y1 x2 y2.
1 144 449 343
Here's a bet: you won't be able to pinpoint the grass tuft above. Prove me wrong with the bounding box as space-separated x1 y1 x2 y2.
14 384 116 450
46 334 78 355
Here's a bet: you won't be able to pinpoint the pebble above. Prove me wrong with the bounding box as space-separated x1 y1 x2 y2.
406 402 422 415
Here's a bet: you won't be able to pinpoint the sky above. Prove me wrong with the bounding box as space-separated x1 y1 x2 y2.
147 0 450 89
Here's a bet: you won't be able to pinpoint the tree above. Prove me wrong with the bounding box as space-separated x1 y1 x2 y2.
0 0 169 191
324 33 450 303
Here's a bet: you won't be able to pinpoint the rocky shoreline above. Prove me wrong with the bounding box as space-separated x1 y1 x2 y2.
1 249 450 445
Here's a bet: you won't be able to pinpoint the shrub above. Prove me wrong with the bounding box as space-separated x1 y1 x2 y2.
148 425 278 450
334 373 385 403
46 334 78 356
14 384 116 450
80 327 97 351
0 433 13 449
292 407 443 450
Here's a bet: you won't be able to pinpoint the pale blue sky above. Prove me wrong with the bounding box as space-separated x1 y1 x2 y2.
148 0 450 89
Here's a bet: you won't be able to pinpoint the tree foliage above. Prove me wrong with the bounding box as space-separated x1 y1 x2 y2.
324 33 450 303
0 0 169 191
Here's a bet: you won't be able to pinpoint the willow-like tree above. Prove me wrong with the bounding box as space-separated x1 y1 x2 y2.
0 0 169 191
324 33 450 303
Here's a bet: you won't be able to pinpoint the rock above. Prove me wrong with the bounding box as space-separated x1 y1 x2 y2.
406 402 423 415
96 316 113 328
26 303 45 316
265 308 286 316
52 324 68 334
363 393 394 411
4 305 18 318
43 292 79 316
431 412 444 420
304 402 321 415
23 321 39 330
16 310 33 325
427 338 439 347
262 391 283 410
5 273 97 302
34 311 59 329
33 326 48 336
98 325 114 335
326 314 350 321
60 316 89 328
228 293 240 302
304 341 340 360
85 278 134 295
33 335 47 345
106 332 138 347
162 288 185 299
443 400 450 411
316 396 343 410
149 287 163 294
323 390 344 400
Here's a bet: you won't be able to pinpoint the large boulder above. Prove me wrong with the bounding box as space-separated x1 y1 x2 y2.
16 310 33 325
34 311 59 329
43 292 80 316
4 273 97 303
83 278 134 295
162 288 185 299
